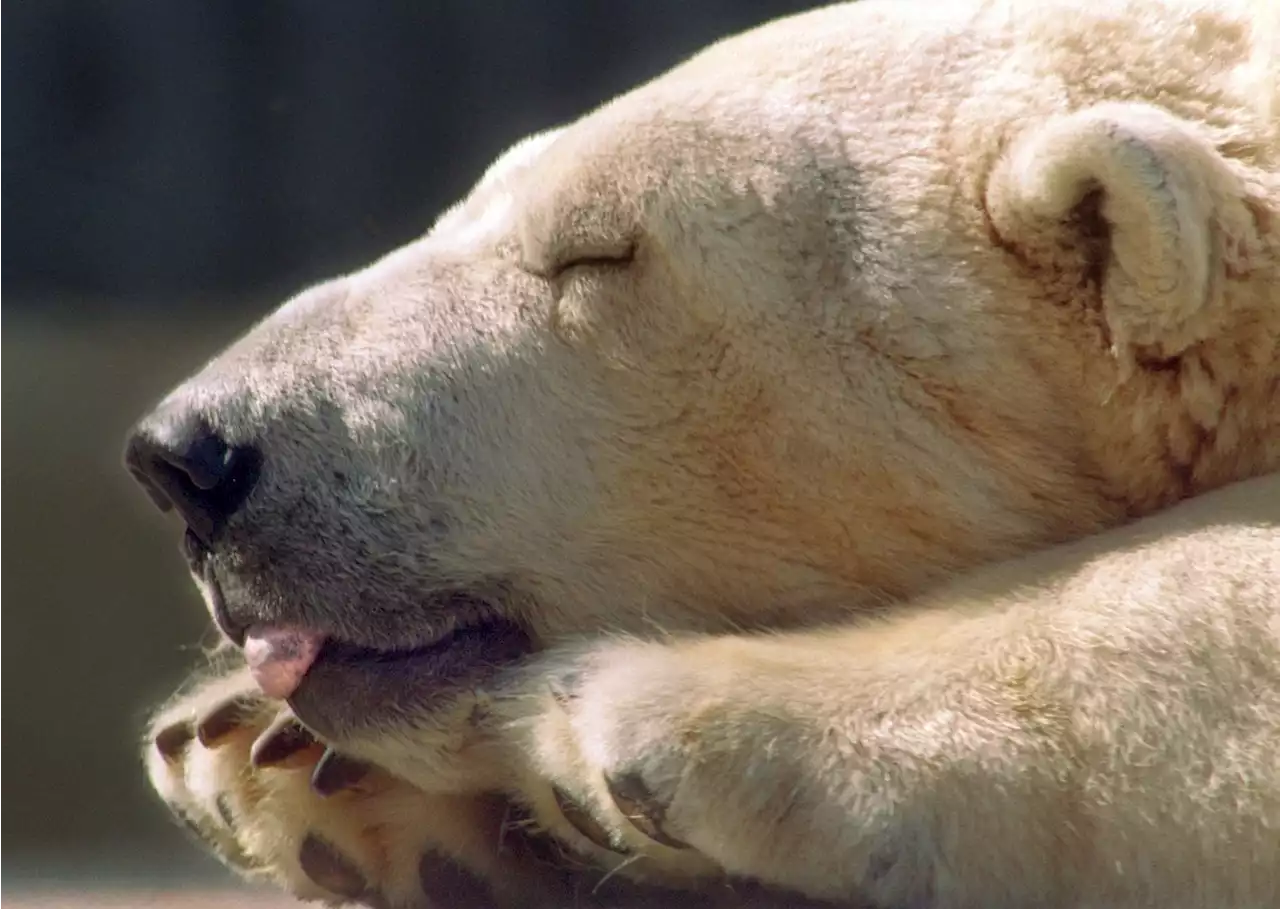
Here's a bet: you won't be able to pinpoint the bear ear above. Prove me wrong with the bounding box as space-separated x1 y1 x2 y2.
985 102 1263 369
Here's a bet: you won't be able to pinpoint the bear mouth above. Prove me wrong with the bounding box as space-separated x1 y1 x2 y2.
182 529 535 737
285 617 535 739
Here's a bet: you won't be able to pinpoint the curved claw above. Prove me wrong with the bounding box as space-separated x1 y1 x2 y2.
311 748 372 796
153 720 195 761
604 771 690 850
251 712 322 769
552 786 625 854
196 694 262 748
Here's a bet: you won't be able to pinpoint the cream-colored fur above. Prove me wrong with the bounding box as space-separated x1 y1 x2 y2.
137 0 1280 906
509 474 1280 906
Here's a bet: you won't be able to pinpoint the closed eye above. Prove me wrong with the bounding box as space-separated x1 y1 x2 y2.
533 244 637 281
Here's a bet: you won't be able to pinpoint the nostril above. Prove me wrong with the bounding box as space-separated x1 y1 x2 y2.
163 429 233 491
124 421 263 544
204 444 263 525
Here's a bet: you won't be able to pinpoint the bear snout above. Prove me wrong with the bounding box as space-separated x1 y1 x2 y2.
124 412 263 548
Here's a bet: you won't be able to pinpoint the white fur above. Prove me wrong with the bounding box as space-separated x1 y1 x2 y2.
138 0 1279 906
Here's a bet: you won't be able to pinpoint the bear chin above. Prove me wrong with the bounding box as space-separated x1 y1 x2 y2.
181 516 536 737
286 617 534 740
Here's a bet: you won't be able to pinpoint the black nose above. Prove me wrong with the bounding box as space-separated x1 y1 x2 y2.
125 420 262 545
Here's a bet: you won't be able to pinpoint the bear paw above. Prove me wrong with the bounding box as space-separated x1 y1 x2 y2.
518 643 740 876
144 665 570 908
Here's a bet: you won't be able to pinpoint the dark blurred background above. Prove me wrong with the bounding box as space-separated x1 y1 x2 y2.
3 0 819 900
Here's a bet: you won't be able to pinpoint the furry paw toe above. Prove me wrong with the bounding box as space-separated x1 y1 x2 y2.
144 668 566 907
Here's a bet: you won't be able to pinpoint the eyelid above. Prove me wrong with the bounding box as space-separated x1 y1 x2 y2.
538 243 637 280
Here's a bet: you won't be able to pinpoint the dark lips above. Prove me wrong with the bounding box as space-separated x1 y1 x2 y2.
286 620 534 739
179 528 534 737
182 528 245 645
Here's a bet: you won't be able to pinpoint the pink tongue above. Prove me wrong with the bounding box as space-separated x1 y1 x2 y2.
243 626 325 699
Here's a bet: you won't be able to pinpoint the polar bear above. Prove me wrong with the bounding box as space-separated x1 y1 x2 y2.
126 0 1280 906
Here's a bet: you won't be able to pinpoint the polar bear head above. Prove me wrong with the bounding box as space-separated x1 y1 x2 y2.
126 0 1279 743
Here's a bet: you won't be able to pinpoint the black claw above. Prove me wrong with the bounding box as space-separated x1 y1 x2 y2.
195 694 259 748
298 833 369 900
417 852 493 909
174 809 210 845
153 721 194 761
310 748 370 797
214 794 236 829
604 771 690 850
551 786 625 854
250 717 318 769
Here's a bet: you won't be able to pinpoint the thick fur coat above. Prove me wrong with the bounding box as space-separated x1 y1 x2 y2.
131 0 1279 906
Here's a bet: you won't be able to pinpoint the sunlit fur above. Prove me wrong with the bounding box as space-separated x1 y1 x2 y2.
141 0 1279 906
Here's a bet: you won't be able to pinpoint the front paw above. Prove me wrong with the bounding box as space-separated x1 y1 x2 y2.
513 642 757 881
145 664 572 908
